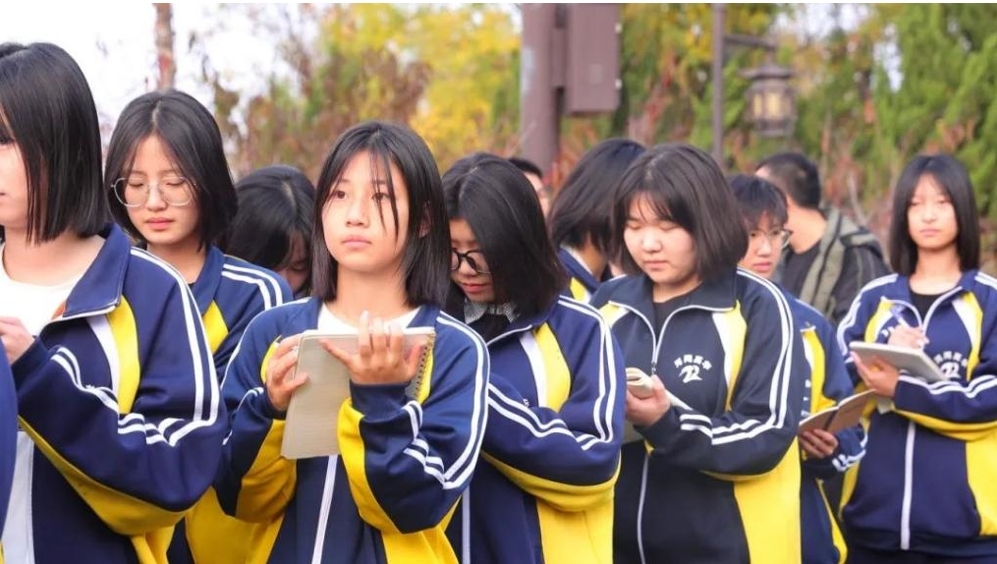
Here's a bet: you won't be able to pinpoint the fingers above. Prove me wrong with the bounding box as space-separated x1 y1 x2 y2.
799 429 838 458
357 310 372 358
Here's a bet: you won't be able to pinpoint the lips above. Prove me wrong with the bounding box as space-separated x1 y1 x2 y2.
460 282 489 295
341 236 370 248
146 218 173 230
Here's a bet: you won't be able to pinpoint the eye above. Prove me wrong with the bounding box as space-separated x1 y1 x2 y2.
330 189 347 200
372 191 393 202
164 177 187 187
625 220 642 230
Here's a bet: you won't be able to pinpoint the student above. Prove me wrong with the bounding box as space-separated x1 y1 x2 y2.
730 174 865 564
837 154 997 563
590 143 807 563
227 165 316 298
548 139 645 302
104 89 292 564
756 152 889 326
0 42 224 564
509 156 552 217
215 121 489 563
441 153 625 563
0 356 14 538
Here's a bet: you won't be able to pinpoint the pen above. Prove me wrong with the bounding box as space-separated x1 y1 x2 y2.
889 303 910 328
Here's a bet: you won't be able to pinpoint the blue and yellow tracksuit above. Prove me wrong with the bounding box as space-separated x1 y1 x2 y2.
558 247 611 303
5 224 226 564
215 298 489 563
446 295 625 563
170 245 291 564
591 269 808 564
0 356 14 542
790 296 864 564
837 270 997 558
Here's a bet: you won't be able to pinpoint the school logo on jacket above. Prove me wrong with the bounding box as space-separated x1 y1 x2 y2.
674 354 713 383
932 350 968 378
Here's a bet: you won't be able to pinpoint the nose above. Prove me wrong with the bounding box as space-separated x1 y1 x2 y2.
756 236 774 255
345 195 368 225
640 231 662 252
144 184 167 210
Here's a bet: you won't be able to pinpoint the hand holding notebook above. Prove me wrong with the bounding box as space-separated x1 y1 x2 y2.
281 324 435 459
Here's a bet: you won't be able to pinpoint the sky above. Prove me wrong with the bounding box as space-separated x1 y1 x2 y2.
1 3 290 129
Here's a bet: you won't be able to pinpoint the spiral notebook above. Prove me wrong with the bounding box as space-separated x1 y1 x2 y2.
281 327 435 459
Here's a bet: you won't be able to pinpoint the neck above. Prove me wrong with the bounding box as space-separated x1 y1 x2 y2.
326 269 413 326
910 248 963 294
788 207 826 253
2 229 103 285
147 240 208 284
571 242 608 280
652 277 700 303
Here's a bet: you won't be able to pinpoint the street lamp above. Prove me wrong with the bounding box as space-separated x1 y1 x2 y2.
711 4 796 165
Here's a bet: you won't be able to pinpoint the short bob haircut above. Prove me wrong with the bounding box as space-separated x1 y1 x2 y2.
312 121 450 306
549 138 646 254
889 154 980 276
443 153 565 316
227 165 315 289
104 89 237 250
728 174 789 230
0 42 109 243
611 143 748 283
756 151 822 210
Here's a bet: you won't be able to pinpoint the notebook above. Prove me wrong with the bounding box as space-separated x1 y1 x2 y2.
849 341 947 383
281 327 435 459
798 390 875 434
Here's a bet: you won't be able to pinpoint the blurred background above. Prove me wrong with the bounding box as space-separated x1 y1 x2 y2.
3 3 996 268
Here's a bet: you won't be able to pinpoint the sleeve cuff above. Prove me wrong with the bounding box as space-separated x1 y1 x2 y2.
10 340 51 387
637 406 683 448
253 388 286 420
349 381 409 417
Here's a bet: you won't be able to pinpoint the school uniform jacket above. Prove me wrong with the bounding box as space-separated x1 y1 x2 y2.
6 224 225 564
558 248 609 303
0 356 15 541
837 270 997 558
215 298 489 564
172 246 291 564
591 269 807 564
791 296 864 564
446 295 625 564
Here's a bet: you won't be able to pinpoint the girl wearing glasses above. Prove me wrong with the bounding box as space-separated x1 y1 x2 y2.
216 122 489 564
548 138 645 302
591 144 807 563
104 90 292 564
730 174 865 564
837 155 997 563
0 42 224 564
442 153 624 563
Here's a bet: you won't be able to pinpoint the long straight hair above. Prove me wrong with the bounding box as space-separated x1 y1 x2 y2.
889 154 980 276
0 42 108 243
311 121 450 306
443 152 565 316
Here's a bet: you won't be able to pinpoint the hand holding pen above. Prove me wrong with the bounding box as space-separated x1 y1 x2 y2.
886 304 929 349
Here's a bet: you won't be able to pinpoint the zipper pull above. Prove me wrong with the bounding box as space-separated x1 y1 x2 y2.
650 361 657 377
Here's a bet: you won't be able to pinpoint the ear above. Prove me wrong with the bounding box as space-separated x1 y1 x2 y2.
418 204 431 238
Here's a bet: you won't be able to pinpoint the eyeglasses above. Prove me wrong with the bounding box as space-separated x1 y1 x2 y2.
748 228 793 249
112 176 193 207
450 249 490 274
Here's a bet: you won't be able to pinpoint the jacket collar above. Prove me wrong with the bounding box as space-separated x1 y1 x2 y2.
558 247 601 291
190 245 224 315
60 224 130 320
878 269 980 303
298 297 443 332
482 298 559 345
606 269 739 322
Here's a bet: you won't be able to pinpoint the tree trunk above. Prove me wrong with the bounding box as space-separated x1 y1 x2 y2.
154 3 176 90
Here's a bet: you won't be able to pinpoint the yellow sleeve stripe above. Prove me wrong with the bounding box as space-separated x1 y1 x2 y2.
16 417 185 536
482 453 616 511
107 298 140 413
202 301 229 356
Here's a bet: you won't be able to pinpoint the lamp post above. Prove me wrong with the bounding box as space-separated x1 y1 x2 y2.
711 4 796 165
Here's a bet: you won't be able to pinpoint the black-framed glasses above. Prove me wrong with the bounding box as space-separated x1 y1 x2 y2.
451 249 490 274
748 228 793 249
111 176 193 208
